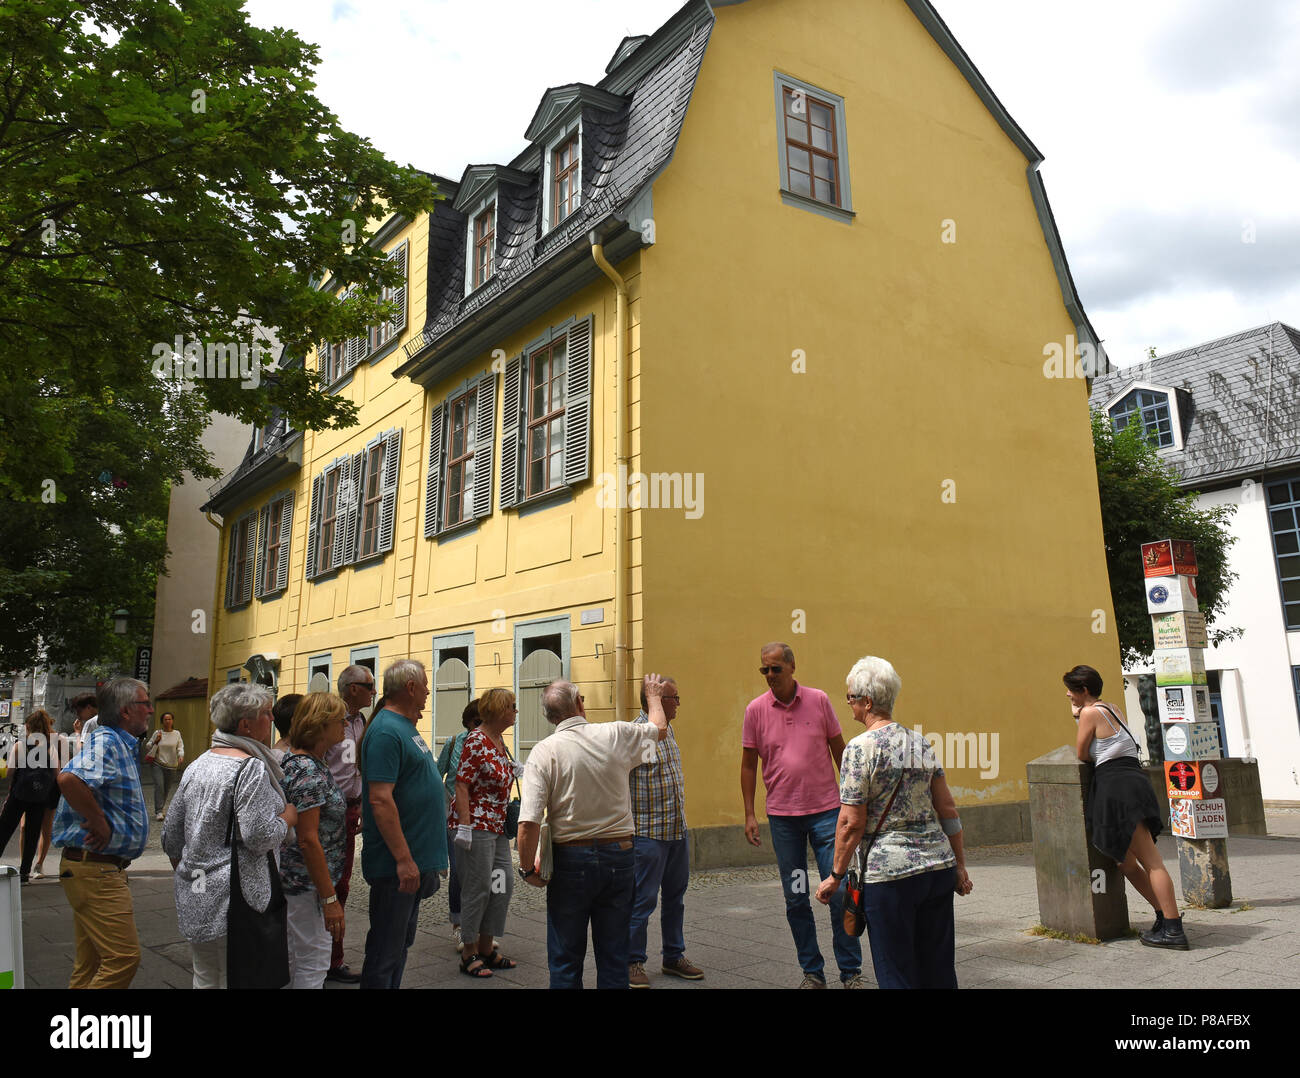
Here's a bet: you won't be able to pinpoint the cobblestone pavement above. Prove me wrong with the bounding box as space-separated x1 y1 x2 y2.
7 809 1299 990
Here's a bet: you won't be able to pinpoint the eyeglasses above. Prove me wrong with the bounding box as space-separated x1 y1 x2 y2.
846 694 867 704
759 666 784 676
663 695 681 703
349 682 376 693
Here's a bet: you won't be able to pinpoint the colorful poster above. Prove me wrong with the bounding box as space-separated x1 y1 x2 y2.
1165 759 1204 799
1170 798 1228 839
1157 685 1213 725
1141 540 1199 578
1152 611 1208 650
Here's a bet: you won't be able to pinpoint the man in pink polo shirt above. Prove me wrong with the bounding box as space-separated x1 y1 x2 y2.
741 642 863 989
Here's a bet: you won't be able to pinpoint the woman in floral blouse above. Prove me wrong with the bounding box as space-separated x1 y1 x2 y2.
279 693 349 989
451 687 524 977
816 656 973 988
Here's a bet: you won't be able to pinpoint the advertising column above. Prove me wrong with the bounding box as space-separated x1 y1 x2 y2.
1142 540 1232 907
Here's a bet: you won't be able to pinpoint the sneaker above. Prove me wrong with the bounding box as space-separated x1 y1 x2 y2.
324 965 362 984
1140 918 1189 951
628 962 650 988
798 973 827 989
31 869 45 880
842 972 866 989
155 812 164 821
661 956 704 980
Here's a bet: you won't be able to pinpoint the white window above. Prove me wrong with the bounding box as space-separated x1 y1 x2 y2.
463 193 497 295
542 120 581 233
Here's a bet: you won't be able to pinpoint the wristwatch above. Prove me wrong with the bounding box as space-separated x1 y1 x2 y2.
517 866 537 881
322 894 339 905
830 869 846 880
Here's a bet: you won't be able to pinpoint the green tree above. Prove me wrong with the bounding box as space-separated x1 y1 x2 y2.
1091 410 1240 666
0 0 438 671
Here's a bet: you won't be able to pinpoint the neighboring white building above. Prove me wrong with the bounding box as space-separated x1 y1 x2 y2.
1090 322 1300 804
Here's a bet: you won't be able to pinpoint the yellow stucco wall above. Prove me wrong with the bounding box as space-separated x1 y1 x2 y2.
637 0 1121 828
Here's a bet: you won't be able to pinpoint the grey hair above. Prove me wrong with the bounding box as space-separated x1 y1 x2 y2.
639 676 675 712
542 680 581 724
210 682 274 733
97 678 148 728
338 664 371 694
846 656 902 715
383 659 426 698
760 642 795 665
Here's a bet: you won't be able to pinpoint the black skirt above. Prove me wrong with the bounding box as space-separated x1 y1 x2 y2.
1085 757 1163 862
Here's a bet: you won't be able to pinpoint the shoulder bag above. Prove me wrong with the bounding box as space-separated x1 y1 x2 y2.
503 742 522 840
842 772 905 938
225 758 291 990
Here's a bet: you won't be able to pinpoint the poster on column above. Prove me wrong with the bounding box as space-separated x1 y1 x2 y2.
1156 684 1214 725
1154 648 1208 687
1161 719 1221 760
1145 575 1199 614
1152 611 1208 650
1170 798 1228 839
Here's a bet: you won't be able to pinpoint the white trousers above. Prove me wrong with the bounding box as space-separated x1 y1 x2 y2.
191 938 227 990
285 890 331 989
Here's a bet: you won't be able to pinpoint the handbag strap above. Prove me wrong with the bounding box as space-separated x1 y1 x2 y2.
1095 703 1140 752
224 757 255 849
503 740 522 801
856 772 905 874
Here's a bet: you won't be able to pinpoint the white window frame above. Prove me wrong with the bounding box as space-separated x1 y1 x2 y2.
226 668 242 685
464 193 498 296
432 631 475 750
1102 381 1184 454
542 118 582 234
773 71 854 224
307 653 333 691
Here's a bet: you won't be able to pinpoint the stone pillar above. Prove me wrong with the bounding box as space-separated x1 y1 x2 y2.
1028 746 1129 939
1178 838 1232 908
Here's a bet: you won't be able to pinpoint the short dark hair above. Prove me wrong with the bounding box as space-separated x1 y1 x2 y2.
1062 665 1103 697
71 693 96 712
462 699 481 731
272 693 303 739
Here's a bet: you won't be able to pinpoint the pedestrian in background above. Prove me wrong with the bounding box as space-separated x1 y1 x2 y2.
437 698 481 949
144 711 185 821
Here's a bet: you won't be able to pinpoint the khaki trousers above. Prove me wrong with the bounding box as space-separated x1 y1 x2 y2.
58 853 141 989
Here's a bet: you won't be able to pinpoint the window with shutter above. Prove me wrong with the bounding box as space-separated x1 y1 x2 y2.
255 505 270 598
472 371 496 520
562 315 593 487
376 427 402 554
258 489 294 598
527 338 566 498
320 465 342 575
499 355 525 510
336 452 363 568
425 402 447 539
225 512 255 609
445 388 477 530
305 474 324 581
358 438 387 559
275 490 294 592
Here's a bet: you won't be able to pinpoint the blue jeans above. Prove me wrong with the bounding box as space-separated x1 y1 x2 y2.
768 809 862 981
861 867 957 989
547 841 635 989
627 836 689 965
360 871 439 989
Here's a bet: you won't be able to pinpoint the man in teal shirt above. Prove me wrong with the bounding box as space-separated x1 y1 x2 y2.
360 658 447 989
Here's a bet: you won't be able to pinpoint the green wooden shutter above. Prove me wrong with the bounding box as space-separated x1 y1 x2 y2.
377 427 403 554
389 243 408 339
275 490 294 593
499 355 525 509
472 370 496 519
305 473 324 580
425 402 447 538
562 314 593 487
255 504 270 598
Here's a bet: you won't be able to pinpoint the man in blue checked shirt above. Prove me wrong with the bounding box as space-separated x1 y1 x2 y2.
54 677 151 988
627 676 704 988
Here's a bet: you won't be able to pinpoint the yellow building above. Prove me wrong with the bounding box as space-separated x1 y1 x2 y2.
203 0 1121 866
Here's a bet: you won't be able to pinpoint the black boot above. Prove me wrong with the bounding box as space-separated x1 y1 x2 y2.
1140 915 1189 950
1149 910 1164 935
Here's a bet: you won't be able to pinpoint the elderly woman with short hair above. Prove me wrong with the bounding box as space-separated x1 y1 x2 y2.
162 683 296 989
279 693 349 988
815 657 973 989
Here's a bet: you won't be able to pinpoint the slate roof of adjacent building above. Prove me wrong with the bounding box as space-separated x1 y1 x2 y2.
1089 322 1300 488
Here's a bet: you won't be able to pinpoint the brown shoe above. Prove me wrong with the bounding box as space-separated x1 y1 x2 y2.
628 962 650 988
661 956 704 980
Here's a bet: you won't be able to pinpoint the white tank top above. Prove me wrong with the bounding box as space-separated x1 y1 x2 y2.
1089 703 1140 765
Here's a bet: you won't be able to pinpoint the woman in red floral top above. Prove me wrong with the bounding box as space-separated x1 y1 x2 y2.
452 687 523 977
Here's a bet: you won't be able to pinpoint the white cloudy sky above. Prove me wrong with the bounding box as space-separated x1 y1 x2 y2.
246 0 1300 370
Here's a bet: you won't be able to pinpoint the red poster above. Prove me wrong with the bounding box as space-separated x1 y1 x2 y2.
1142 540 1175 578
1171 540 1198 577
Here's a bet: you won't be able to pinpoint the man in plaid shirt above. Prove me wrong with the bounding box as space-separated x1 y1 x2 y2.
627 676 703 987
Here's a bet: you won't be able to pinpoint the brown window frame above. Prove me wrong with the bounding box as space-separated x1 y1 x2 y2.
473 203 495 289
782 87 840 208
526 336 567 498
265 495 285 587
552 135 580 224
359 442 386 559
318 469 340 575
324 340 347 384
445 388 477 528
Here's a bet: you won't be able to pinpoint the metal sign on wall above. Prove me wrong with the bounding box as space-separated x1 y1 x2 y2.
134 647 153 685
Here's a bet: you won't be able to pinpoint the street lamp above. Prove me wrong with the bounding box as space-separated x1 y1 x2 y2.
112 609 130 635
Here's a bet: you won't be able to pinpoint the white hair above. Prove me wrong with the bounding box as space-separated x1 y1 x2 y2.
97 678 148 728
210 682 274 733
383 659 425 698
338 664 371 693
542 680 581 724
846 656 902 714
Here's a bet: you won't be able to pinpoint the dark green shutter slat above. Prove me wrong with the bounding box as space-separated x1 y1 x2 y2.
499 355 525 509
377 427 402 554
562 314 593 487
472 370 496 519
425 403 446 538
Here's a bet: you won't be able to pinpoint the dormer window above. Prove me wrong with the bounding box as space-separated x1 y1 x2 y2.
1109 388 1175 449
473 203 495 288
552 134 580 224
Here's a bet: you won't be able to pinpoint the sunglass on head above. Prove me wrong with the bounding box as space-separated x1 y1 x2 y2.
759 666 784 676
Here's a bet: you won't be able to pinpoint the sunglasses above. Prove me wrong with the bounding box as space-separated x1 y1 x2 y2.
846 694 867 704
759 666 785 676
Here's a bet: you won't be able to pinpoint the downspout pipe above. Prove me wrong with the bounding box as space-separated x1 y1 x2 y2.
204 511 224 729
590 236 629 723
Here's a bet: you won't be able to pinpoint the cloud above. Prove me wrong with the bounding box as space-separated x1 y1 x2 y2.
1148 0 1300 92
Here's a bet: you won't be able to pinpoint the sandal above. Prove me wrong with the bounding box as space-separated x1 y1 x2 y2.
482 949 517 970
459 953 492 978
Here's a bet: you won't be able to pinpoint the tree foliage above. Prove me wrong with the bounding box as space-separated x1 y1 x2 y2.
0 0 438 671
1090 410 1240 666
